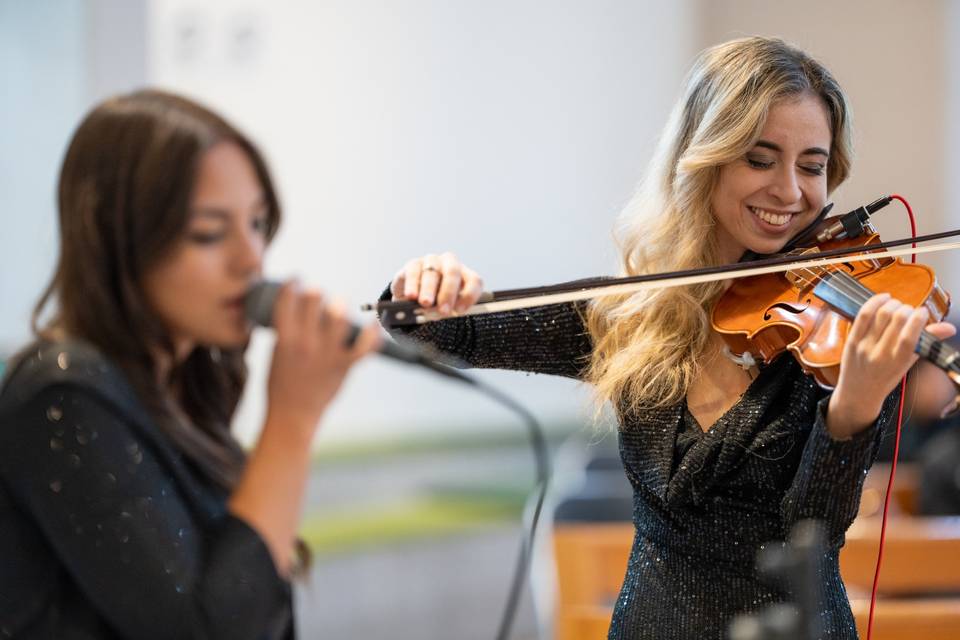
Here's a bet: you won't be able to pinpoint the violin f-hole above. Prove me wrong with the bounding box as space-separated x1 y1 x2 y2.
763 298 812 321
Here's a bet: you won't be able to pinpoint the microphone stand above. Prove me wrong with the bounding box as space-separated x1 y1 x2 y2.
728 519 827 640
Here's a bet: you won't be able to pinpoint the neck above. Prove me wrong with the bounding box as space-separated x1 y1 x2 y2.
152 339 195 388
712 226 748 266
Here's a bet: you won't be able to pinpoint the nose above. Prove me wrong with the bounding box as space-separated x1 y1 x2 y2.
232 226 265 277
768 165 802 205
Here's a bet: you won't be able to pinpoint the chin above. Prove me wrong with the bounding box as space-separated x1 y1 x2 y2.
748 238 791 255
199 329 252 352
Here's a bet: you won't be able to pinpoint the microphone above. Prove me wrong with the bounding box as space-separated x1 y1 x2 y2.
814 195 894 243
244 280 469 381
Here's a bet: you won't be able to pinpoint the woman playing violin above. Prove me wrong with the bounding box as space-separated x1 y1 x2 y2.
383 37 956 639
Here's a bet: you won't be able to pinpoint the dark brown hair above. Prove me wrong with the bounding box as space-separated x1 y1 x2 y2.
34 89 281 491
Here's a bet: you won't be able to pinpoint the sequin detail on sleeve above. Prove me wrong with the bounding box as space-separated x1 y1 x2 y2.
385 299 593 379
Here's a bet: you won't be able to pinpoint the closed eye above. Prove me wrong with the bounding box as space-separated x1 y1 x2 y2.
187 231 225 245
746 157 774 170
251 214 270 235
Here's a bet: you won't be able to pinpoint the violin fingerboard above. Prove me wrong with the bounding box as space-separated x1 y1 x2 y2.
812 273 867 320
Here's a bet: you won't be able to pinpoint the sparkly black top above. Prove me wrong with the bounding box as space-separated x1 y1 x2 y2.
0 341 293 639
388 300 896 640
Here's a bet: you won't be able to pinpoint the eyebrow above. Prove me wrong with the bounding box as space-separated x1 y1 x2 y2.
189 197 268 220
190 208 231 221
754 140 830 157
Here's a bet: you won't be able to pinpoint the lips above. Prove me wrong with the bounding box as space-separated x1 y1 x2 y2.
224 294 247 310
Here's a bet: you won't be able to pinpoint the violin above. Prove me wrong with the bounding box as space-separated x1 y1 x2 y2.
712 214 952 388
366 199 960 389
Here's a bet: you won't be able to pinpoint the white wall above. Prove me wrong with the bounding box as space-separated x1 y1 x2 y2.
0 0 146 355
948 0 960 291
146 0 698 443
0 1 87 355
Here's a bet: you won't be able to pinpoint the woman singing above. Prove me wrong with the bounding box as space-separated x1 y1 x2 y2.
0 90 380 639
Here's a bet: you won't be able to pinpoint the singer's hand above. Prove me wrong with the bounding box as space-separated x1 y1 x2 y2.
266 281 381 435
390 252 484 316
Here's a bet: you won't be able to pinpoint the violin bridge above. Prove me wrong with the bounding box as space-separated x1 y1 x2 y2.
783 248 826 291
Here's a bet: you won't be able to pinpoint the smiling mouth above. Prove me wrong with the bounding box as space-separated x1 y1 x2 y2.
749 206 795 227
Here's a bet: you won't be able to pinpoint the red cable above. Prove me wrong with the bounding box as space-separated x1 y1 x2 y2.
890 194 917 263
865 194 917 640
865 378 907 640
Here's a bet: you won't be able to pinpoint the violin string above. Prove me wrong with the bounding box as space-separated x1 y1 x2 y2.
785 264 958 373
825 271 947 358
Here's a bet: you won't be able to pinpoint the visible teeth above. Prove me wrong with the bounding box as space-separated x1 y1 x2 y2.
751 207 791 226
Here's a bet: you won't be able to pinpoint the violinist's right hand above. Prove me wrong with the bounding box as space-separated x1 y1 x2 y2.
390 252 484 316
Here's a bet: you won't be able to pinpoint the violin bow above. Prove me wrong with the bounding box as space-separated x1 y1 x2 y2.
365 228 960 327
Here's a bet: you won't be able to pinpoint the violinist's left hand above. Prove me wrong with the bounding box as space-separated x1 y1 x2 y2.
827 293 957 440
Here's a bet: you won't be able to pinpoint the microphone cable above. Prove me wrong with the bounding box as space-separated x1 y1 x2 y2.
385 341 551 640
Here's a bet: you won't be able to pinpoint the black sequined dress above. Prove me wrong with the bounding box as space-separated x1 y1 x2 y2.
387 300 896 640
0 340 293 639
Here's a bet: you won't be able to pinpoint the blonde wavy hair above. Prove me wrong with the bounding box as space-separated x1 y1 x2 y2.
585 36 853 417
